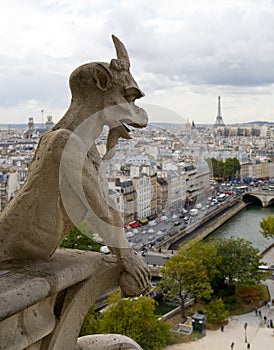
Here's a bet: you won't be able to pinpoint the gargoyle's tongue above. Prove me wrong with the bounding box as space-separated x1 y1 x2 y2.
102 124 131 161
119 122 132 140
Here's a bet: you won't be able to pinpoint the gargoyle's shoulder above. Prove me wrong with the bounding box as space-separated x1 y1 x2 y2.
38 129 83 162
41 129 73 148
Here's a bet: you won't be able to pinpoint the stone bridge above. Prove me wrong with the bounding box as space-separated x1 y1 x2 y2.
243 190 274 207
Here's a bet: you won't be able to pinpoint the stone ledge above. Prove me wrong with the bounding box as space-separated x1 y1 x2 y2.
0 248 120 322
0 273 51 321
0 248 123 350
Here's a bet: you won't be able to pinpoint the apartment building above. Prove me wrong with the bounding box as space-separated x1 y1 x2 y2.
166 170 184 209
157 177 168 214
0 171 20 212
132 175 152 220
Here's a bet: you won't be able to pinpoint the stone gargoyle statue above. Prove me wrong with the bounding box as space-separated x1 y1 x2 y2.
0 35 150 298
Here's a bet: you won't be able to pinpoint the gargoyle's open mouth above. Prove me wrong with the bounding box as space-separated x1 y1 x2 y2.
119 122 132 140
118 99 148 139
118 86 148 139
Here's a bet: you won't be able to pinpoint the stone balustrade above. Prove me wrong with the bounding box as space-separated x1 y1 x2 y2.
0 249 137 350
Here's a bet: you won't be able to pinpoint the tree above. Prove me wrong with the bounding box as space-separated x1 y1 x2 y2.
82 291 171 350
215 160 224 179
61 221 101 252
158 238 265 315
207 157 240 180
214 237 265 289
223 158 240 180
158 243 213 320
205 298 229 324
207 158 223 179
187 240 222 286
260 216 274 239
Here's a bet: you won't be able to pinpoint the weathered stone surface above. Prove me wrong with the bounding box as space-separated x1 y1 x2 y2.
0 34 150 298
0 36 150 350
0 249 122 350
0 249 119 322
77 334 143 350
0 272 51 321
0 296 56 350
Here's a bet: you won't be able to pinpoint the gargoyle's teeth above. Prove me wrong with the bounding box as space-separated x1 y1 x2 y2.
121 122 131 133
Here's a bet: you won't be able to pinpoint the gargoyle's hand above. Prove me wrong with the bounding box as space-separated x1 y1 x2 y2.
109 247 151 297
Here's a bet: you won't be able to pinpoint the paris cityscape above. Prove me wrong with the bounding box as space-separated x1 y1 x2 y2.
1 101 273 228
1 1 274 349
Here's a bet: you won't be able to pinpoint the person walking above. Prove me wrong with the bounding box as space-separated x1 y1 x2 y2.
247 343 250 349
231 342 235 350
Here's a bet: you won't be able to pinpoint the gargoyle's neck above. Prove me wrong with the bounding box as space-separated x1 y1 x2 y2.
53 97 104 133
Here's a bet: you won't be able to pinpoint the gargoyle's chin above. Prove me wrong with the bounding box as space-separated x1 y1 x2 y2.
103 147 116 161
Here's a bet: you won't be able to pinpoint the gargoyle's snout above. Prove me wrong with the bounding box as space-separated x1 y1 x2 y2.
125 86 145 101
123 86 148 129
123 106 148 129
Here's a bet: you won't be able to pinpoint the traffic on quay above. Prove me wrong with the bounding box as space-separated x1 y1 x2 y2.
122 180 274 253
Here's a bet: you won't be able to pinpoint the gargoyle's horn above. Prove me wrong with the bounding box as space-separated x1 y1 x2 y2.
112 34 130 70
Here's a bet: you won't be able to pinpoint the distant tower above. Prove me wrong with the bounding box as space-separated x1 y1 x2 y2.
41 109 44 126
214 96 225 126
185 117 191 132
45 115 54 130
28 117 34 130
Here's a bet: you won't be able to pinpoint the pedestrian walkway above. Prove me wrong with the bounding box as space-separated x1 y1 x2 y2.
164 245 274 350
165 303 274 350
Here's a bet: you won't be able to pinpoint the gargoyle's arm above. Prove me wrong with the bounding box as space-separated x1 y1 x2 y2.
59 132 150 294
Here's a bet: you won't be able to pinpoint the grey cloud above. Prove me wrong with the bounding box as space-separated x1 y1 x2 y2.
0 59 70 108
2 1 274 123
103 5 274 91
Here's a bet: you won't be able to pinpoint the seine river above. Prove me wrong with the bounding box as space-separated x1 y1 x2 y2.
208 204 274 252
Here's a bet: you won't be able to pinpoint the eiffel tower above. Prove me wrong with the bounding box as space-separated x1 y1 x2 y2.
214 96 225 126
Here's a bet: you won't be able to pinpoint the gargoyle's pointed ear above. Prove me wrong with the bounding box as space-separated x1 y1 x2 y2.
93 63 112 91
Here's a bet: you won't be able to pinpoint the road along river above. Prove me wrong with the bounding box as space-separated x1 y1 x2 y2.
168 202 274 251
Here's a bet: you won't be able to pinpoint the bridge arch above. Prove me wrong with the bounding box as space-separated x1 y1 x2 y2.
242 194 263 206
268 197 274 206
242 191 274 207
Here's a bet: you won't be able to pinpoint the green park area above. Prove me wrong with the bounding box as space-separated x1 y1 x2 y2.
61 216 274 350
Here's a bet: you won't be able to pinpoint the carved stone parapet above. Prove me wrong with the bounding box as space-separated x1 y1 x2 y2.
0 249 136 350
77 334 143 349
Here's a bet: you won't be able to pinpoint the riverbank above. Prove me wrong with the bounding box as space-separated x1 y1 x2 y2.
167 198 247 250
261 242 274 266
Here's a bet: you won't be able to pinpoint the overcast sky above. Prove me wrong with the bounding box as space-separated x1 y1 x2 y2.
1 0 274 125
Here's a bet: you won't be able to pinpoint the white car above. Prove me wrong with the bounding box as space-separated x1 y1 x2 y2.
126 231 134 238
100 246 110 254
